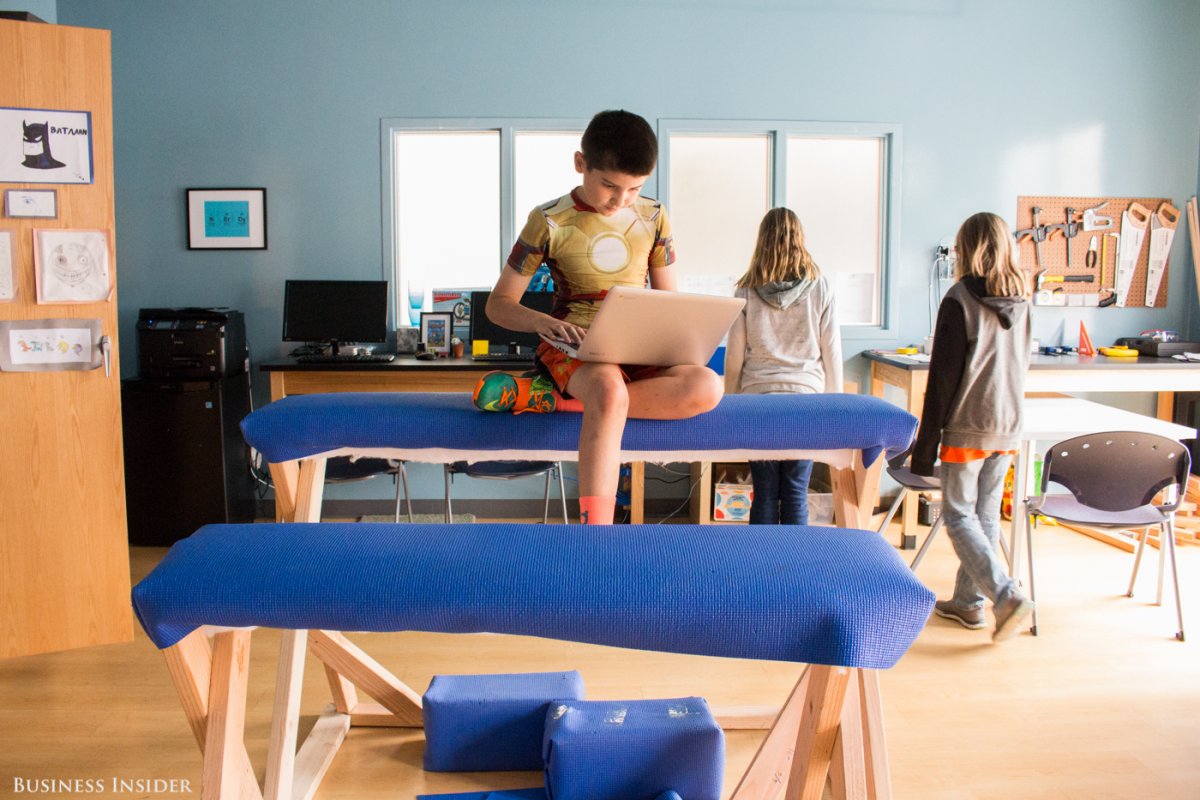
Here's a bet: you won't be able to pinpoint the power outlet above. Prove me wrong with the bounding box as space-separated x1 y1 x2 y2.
934 236 956 279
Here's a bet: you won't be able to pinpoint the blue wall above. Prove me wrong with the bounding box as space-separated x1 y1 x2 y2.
53 0 1200 503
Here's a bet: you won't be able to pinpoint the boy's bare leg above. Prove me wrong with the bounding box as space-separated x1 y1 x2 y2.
568 363 724 501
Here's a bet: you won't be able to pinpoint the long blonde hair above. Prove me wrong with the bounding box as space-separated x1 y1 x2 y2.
736 207 820 289
955 212 1027 297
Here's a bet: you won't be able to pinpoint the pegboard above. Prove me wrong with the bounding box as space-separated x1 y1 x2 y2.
1016 195 1174 308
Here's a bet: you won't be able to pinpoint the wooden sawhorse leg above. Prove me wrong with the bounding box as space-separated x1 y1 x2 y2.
730 666 892 800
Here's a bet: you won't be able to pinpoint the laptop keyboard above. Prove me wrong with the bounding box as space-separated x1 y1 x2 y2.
295 353 395 363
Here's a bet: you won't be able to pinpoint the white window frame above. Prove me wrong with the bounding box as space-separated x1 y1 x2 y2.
380 117 588 327
657 119 901 339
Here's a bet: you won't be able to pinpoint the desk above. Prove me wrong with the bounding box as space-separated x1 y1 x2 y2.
263 355 534 399
866 350 1200 545
1009 396 1197 580
262 356 650 520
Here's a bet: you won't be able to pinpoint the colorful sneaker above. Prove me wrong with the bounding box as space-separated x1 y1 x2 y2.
933 600 986 630
471 371 558 414
992 592 1034 642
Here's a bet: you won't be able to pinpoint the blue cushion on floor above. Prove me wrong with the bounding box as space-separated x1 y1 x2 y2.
543 697 723 800
423 671 585 772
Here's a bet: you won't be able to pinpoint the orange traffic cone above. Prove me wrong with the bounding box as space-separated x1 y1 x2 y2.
1078 321 1095 356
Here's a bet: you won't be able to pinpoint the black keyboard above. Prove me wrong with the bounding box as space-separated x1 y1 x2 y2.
472 352 530 362
295 353 396 364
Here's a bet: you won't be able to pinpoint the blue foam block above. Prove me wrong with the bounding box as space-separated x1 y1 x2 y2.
416 791 545 800
543 697 724 800
423 671 585 772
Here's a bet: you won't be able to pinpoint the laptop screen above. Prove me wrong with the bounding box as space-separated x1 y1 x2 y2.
468 291 554 351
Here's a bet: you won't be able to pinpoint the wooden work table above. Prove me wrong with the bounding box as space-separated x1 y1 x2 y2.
865 349 1200 546
260 355 648 522
866 350 1200 422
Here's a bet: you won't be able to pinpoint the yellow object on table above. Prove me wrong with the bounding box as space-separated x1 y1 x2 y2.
472 339 490 357
1098 346 1138 358
896 346 919 355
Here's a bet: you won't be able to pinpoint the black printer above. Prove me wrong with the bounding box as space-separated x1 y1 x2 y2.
137 307 246 379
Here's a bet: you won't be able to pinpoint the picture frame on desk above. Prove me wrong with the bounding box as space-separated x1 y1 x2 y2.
186 187 267 250
419 311 452 355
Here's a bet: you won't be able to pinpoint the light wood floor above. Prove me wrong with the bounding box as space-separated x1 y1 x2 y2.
1 521 1198 799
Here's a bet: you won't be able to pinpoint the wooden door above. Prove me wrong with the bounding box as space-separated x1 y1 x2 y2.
0 20 131 657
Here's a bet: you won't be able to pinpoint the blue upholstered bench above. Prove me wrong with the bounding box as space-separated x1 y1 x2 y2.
133 522 933 800
240 392 918 528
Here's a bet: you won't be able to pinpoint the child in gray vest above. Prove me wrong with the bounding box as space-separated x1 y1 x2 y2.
911 212 1034 642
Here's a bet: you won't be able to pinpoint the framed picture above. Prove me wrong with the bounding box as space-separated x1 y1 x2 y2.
4 188 57 218
0 228 16 301
186 188 267 249
0 107 94 184
33 228 112 304
419 311 453 355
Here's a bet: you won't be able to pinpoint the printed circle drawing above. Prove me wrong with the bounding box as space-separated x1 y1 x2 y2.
51 243 95 286
588 231 630 273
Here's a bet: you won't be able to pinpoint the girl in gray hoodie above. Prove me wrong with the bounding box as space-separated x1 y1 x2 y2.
724 207 842 524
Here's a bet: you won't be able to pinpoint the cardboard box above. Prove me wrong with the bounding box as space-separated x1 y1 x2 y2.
713 467 752 522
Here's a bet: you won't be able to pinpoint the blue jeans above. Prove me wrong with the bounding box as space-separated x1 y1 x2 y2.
940 454 1019 609
749 460 814 525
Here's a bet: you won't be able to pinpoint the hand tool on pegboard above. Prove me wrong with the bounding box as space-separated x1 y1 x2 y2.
1015 206 1050 269
1101 232 1119 307
1085 236 1098 270
1062 207 1082 267
1115 202 1151 307
1145 201 1180 307
1082 201 1113 231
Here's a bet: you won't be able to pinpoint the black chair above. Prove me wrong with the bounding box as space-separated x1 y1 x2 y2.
444 460 568 524
876 447 943 568
878 446 1013 572
1025 431 1190 640
324 456 413 523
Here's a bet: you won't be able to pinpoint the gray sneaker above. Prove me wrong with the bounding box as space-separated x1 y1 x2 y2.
992 592 1034 642
933 600 986 630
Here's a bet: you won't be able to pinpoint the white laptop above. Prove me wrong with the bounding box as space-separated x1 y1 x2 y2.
539 285 745 367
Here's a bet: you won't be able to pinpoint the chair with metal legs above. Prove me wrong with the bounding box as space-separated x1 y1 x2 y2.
879 447 1012 572
1025 431 1190 640
876 447 944 570
324 456 414 523
444 460 568 523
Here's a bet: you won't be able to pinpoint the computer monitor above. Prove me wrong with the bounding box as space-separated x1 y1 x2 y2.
283 279 389 354
469 290 555 353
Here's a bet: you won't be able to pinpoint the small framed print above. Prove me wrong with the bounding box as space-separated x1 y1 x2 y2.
419 311 453 355
186 187 267 249
4 188 58 218
0 228 16 301
33 228 112 303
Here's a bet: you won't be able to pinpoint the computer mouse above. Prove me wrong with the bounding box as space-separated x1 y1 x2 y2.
415 351 437 361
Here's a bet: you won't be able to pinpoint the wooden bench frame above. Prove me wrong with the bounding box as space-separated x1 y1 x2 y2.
164 625 893 800
159 430 896 798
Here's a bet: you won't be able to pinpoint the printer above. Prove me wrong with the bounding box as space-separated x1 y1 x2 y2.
137 307 246 379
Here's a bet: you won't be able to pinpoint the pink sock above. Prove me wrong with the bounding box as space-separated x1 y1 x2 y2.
552 389 584 413
578 495 615 525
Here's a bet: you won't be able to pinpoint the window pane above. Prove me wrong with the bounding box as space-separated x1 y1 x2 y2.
668 134 770 295
786 137 882 325
514 131 582 232
394 131 500 319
